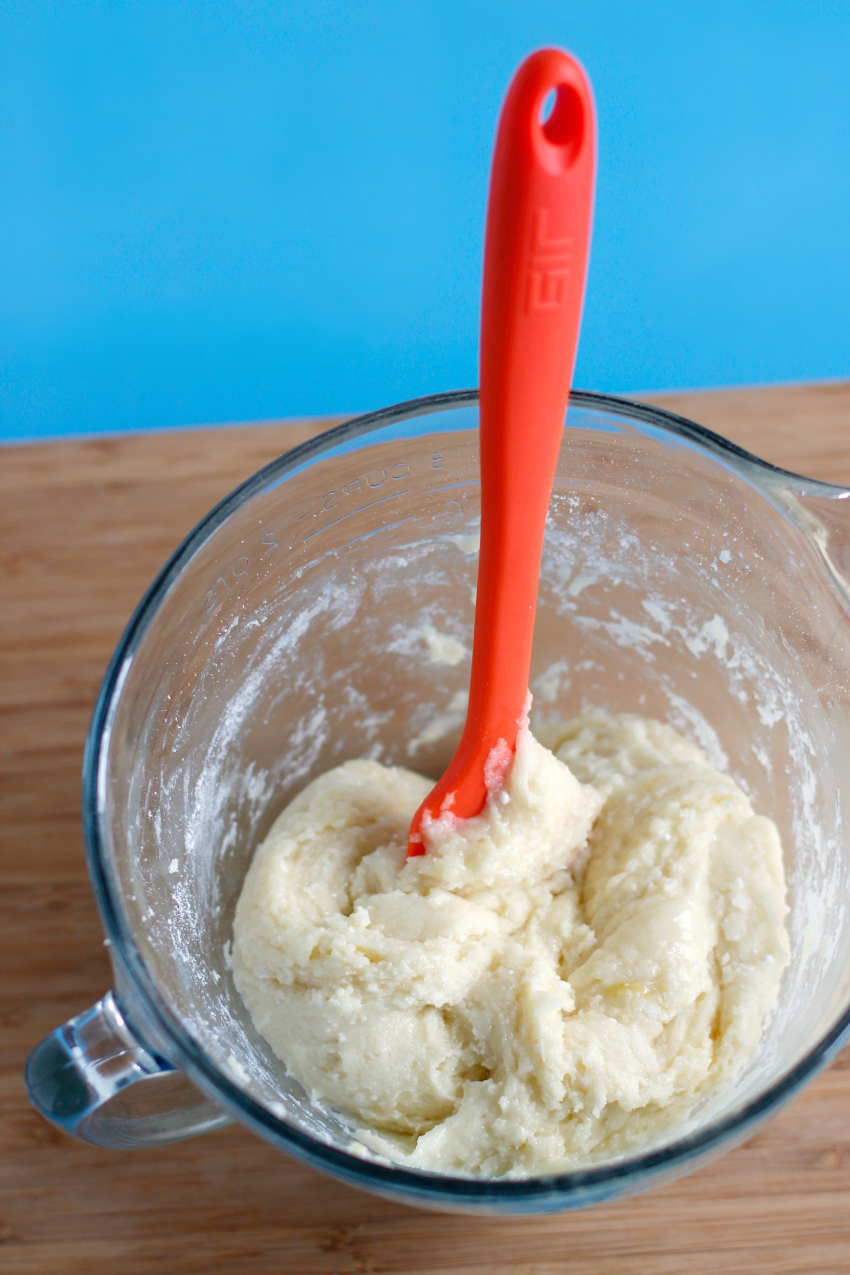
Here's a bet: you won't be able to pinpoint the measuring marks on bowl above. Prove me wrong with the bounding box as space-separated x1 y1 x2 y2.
203 448 481 616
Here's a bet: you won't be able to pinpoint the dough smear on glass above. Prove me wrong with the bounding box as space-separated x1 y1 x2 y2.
232 709 789 1178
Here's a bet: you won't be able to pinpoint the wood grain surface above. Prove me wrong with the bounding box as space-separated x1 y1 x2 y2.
3 383 850 1275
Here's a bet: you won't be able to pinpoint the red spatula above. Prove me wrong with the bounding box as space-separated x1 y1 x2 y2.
408 47 596 855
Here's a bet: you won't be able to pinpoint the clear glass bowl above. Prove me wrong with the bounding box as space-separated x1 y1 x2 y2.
25 390 850 1214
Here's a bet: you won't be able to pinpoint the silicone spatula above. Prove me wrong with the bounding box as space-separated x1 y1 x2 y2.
408 47 596 855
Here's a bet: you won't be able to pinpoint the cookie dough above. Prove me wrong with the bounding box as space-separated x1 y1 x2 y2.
232 710 788 1177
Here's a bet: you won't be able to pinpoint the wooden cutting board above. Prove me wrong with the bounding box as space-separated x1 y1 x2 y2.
3 382 850 1275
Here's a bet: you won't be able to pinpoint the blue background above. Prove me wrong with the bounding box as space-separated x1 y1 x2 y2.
2 1 849 441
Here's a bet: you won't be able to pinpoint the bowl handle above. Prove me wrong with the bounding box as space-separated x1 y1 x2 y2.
24 990 230 1148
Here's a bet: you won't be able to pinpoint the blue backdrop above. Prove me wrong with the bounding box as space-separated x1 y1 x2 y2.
2 1 849 440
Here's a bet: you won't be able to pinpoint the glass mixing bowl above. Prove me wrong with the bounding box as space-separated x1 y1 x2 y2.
25 390 850 1214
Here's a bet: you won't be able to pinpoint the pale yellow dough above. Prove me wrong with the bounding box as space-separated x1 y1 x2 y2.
232 711 789 1178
